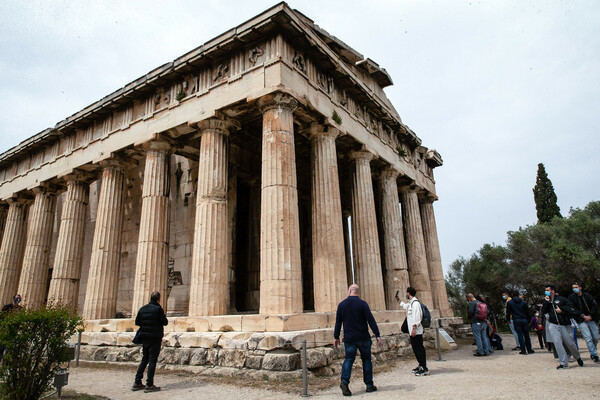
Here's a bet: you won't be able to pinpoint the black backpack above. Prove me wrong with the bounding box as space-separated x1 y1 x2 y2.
420 302 432 328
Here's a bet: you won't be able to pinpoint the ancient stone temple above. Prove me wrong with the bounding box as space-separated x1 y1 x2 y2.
0 3 457 371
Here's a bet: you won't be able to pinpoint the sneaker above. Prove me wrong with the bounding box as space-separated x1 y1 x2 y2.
412 366 420 373
131 383 145 391
340 382 352 397
593 355 600 363
366 385 378 393
528 349 535 354
577 358 584 367
512 347 520 351
556 364 569 370
415 368 430 376
473 353 484 357
144 385 161 393
518 351 527 355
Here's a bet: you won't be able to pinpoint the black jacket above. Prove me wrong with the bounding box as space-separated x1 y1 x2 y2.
541 295 577 326
506 297 530 322
567 292 598 322
135 300 168 341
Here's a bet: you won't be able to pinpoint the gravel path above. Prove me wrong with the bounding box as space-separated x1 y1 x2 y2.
67 334 600 399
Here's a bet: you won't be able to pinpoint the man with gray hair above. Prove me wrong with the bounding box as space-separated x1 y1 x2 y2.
132 291 168 392
334 284 382 396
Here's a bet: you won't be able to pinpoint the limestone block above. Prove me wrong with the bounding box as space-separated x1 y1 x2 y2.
206 348 219 365
313 329 334 348
218 332 253 349
256 334 280 351
190 348 208 365
118 347 142 362
158 348 191 365
92 347 110 361
77 346 95 360
116 332 136 346
247 333 265 350
172 317 209 332
378 322 401 336
245 355 263 370
177 332 206 348
262 351 300 371
81 332 118 346
217 349 246 368
265 313 330 332
241 315 267 332
306 348 328 369
163 332 183 347
208 315 242 332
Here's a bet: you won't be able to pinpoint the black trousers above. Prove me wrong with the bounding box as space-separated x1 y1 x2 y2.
410 334 427 369
135 339 162 386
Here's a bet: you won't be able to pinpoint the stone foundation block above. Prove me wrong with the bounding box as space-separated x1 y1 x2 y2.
241 315 267 332
218 332 253 349
159 348 192 365
306 348 334 369
217 349 246 368
208 315 242 332
81 332 118 346
245 355 262 369
262 351 300 371
116 332 136 346
189 348 208 365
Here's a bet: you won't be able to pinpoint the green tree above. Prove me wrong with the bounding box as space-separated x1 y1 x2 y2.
0 307 83 400
533 163 562 223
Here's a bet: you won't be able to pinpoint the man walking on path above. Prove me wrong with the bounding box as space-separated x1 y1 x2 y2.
132 291 168 392
568 282 599 363
506 292 535 354
502 292 521 351
542 284 584 369
396 287 428 376
334 284 382 396
467 293 492 356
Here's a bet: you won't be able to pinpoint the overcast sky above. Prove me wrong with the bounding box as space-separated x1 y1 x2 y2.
1 0 599 274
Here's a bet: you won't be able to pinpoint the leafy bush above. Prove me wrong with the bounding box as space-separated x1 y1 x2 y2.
0 307 83 400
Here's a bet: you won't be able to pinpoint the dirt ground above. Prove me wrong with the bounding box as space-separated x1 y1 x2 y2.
66 334 600 399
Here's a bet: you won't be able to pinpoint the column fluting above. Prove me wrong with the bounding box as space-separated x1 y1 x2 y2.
379 167 410 310
0 199 29 305
349 150 385 311
18 186 57 310
131 139 173 316
189 119 232 316
400 186 433 307
47 177 89 310
257 92 303 314
0 205 7 248
420 197 453 316
310 126 347 312
82 159 125 319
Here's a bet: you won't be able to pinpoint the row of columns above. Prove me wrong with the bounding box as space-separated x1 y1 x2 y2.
0 91 450 318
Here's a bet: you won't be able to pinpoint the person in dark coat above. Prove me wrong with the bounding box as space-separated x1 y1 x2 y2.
506 292 535 354
132 291 168 392
568 282 599 363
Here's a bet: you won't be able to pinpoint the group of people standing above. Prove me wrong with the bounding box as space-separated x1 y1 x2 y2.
467 283 598 370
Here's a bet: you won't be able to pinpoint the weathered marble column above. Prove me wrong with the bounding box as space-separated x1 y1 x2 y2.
400 186 433 307
349 150 385 311
0 205 7 248
82 159 125 319
257 92 303 314
189 119 233 316
379 167 410 310
310 126 347 312
0 198 29 305
420 196 453 316
47 176 89 309
18 186 57 310
132 139 173 316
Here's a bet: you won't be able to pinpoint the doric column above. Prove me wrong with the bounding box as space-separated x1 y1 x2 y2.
400 186 433 307
349 150 385 311
0 205 7 248
257 92 303 314
379 167 410 310
0 198 29 306
189 119 233 316
82 159 125 319
420 196 453 316
18 186 57 310
310 125 347 312
47 175 90 310
132 138 173 316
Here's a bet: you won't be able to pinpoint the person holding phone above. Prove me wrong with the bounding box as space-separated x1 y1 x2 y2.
396 287 428 376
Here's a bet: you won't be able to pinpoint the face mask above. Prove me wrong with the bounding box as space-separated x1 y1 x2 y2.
405 295 410 300
544 291 551 297
14 297 21 304
502 296 507 300
573 288 580 294
535 313 539 317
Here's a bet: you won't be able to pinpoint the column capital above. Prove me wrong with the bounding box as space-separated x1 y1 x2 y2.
379 166 400 182
141 133 178 153
59 169 96 184
256 91 298 114
31 183 59 196
349 149 375 162
306 123 340 141
419 192 438 204
399 183 419 193
98 156 136 172
6 194 32 205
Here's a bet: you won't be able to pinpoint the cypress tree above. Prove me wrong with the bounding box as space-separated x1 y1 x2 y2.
533 163 562 223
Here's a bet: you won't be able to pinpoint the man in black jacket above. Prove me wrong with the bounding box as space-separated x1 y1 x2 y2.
568 282 599 363
132 291 168 392
541 284 583 369
506 293 535 354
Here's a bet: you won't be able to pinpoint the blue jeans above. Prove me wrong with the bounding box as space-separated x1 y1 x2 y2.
341 339 374 387
512 318 533 352
576 320 598 357
472 321 491 355
509 320 520 347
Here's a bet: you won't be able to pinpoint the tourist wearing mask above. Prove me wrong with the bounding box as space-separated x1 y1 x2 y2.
506 292 535 354
567 282 599 363
530 310 546 350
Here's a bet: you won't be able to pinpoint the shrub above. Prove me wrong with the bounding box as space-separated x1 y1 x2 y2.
0 307 83 400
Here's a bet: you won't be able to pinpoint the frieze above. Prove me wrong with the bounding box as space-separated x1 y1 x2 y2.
249 47 264 65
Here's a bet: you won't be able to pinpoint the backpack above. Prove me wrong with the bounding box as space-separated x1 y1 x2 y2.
420 302 432 328
475 301 488 321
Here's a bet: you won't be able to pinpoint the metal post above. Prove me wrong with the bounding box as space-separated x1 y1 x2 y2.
301 339 310 397
75 331 82 367
435 319 445 362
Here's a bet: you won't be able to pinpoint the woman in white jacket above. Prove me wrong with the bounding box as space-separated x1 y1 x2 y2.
396 287 428 376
